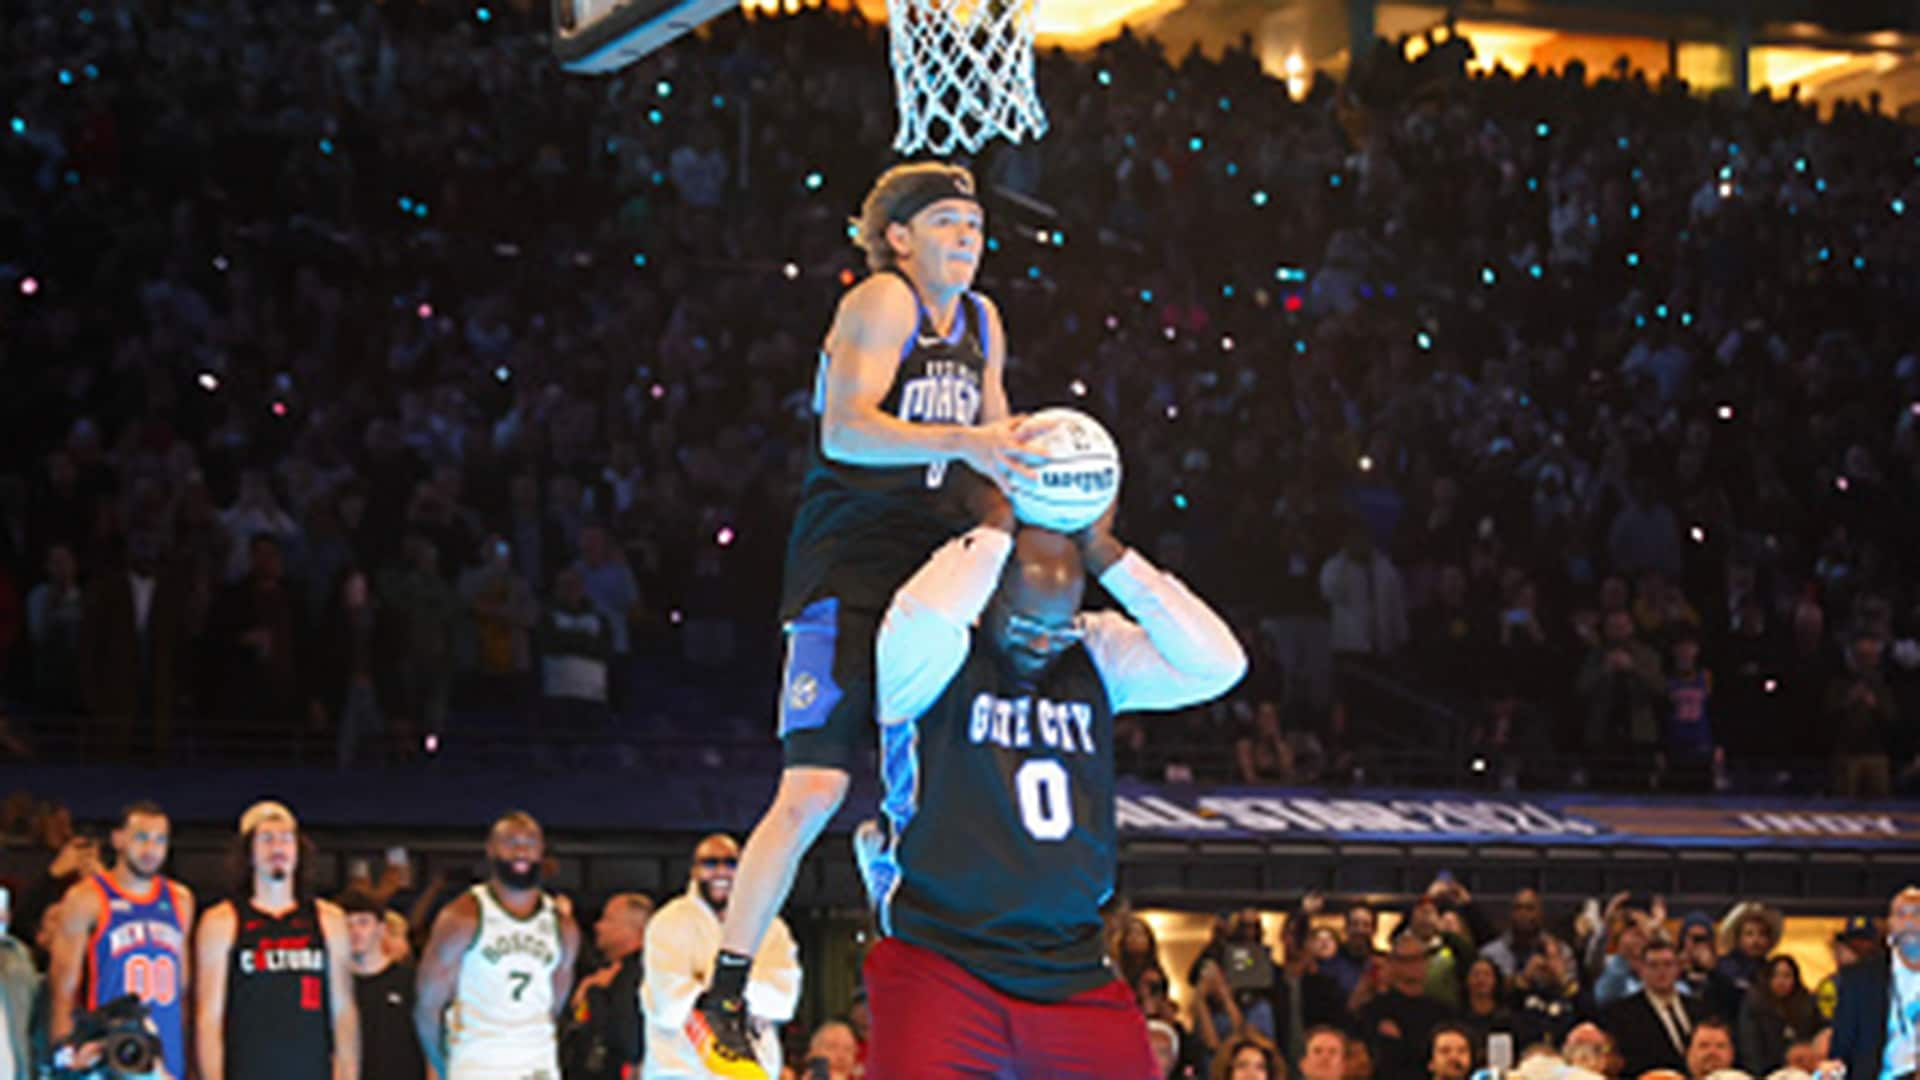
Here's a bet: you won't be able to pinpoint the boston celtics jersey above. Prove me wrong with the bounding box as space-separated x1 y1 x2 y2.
447 884 562 1077
869 641 1118 1003
780 269 989 618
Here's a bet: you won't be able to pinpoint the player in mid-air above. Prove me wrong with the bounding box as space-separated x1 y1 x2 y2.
860 486 1246 1077
692 162 1047 1076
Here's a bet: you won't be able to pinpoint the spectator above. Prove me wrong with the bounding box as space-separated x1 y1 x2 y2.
1813 916 1877 1026
1663 630 1716 785
1300 1027 1348 1080
1480 890 1576 993
220 471 303 583
1323 905 1382 1003
1265 510 1334 723
667 125 730 211
455 533 539 685
563 893 652 1080
1603 939 1696 1077
1137 965 1205 1079
1427 1023 1473 1080
1607 476 1683 582
1355 933 1456 1080
1148 1017 1191 1080
1559 1022 1617 1080
1236 701 1297 784
1713 905 1783 1023
209 533 306 750
339 887 426 1080
783 1020 859 1080
1685 1019 1739 1080
79 531 186 760
1509 946 1581 1053
1274 898 1345 1067
1825 627 1898 797
1211 1032 1283 1080
1678 912 1731 1009
1321 523 1409 663
25 543 84 712
536 568 615 749
1575 612 1667 773
1828 886 1919 1080
318 569 392 768
0 884 34 1080
1413 565 1484 690
573 525 640 660
1735 956 1817 1075
379 534 459 752
1114 915 1166 991
1457 959 1512 1052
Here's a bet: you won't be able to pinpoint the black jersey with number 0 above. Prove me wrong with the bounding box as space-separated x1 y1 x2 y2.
780 269 990 618
869 640 1118 1003
225 899 332 1080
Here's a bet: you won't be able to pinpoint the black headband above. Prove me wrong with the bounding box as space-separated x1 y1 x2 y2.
887 172 980 225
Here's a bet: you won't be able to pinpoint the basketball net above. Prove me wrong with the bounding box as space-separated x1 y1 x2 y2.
886 0 1048 157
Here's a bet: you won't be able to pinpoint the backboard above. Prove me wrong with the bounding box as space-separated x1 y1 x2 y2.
551 0 739 75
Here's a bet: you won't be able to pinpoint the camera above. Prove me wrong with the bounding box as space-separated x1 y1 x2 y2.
44 995 165 1080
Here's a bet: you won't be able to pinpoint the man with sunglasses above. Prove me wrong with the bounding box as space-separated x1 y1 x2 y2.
857 486 1246 1077
642 835 799 1079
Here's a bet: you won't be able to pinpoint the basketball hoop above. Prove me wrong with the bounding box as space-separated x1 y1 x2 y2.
886 0 1048 157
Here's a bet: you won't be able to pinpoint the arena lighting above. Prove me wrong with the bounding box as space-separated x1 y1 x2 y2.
1069 379 1087 397
748 0 1178 47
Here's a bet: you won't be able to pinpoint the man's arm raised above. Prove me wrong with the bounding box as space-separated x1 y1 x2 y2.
818 275 1039 482
413 893 478 1078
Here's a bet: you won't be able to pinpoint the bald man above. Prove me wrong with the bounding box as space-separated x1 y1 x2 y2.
1830 885 1920 1080
642 835 800 1078
857 485 1246 1077
415 811 580 1080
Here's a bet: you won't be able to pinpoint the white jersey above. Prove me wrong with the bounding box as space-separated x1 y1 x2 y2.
447 884 563 1080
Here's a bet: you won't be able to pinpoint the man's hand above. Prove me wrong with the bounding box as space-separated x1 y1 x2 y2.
1196 959 1232 1004
50 837 99 879
1301 891 1325 917
957 416 1049 492
1069 496 1126 577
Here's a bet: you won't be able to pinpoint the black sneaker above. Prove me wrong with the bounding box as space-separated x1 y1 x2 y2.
687 992 767 1079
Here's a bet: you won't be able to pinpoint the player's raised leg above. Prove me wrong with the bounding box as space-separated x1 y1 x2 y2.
692 162 1044 1077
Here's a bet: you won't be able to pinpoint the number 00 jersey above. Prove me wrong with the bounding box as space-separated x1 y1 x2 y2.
85 873 189 1080
870 642 1119 1003
447 884 563 1072
780 270 990 619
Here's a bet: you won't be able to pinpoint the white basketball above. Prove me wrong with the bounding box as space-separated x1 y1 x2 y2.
1009 407 1121 533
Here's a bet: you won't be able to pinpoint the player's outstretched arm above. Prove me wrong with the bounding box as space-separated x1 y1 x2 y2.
819 276 1041 484
412 893 478 1078
876 483 1017 725
1072 503 1247 713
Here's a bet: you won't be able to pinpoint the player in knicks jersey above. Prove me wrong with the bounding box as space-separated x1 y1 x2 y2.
416 811 581 1080
696 162 1048 1076
48 801 195 1080
860 485 1247 1077
194 801 359 1080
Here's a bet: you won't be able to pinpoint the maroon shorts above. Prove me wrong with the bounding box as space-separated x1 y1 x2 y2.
863 937 1159 1080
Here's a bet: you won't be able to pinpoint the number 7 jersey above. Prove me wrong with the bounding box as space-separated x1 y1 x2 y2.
868 642 1119 1004
448 883 564 1075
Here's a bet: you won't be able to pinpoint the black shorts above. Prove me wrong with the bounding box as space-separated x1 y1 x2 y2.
777 597 878 770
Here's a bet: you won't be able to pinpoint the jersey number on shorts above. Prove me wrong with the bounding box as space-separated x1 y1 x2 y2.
123 955 179 1006
1014 759 1073 842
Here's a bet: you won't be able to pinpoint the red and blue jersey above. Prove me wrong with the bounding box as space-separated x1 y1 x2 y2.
86 872 189 1080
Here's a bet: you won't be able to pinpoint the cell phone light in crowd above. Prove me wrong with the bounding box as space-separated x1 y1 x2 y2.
1908 401 1920 417
1162 326 1176 341
1718 182 1733 199
1629 202 1642 220
782 262 800 280
78 7 94 22
839 268 856 286
424 734 440 754
1138 288 1154 304
1188 135 1204 152
9 117 23 135
1221 284 1236 299
1104 314 1119 330
1165 404 1179 420
1716 404 1735 422
631 252 648 267
1526 177 1539 192
1763 678 1779 694
1027 266 1041 280
650 383 666 400
198 372 219 393
213 255 229 272
475 6 492 22
716 526 735 547
1626 252 1641 267
1616 136 1629 149
1172 493 1189 510
1853 256 1866 270
1718 165 1733 181
1528 264 1543 280
58 69 73 86
1294 339 1307 354
413 202 429 219
1690 525 1706 544
18 276 38 297
1051 230 1066 247
804 171 823 191
1895 199 1907 216
398 195 414 212
317 136 334 156
1283 294 1304 313
1681 311 1694 326
416 302 433 319
1815 178 1828 193
271 401 288 418
669 609 684 625
1358 455 1374 473
1481 266 1496 285
1534 121 1550 138
656 80 673 98
1655 304 1668 319
1415 331 1433 351
1471 757 1488 773
1069 379 1087 397
1328 173 1342 188
1634 315 1647 329
1818 247 1831 262
1096 68 1112 85
494 365 511 384
647 109 663 125
1220 335 1235 353
986 236 1000 251
1835 475 1851 492
1218 96 1232 112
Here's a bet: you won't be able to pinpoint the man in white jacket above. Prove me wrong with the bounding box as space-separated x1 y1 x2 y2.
641 835 800 1079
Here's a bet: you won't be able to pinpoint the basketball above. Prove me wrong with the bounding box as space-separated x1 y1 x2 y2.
1010 407 1121 534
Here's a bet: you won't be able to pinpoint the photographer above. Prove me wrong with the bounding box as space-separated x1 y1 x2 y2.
46 996 170 1080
